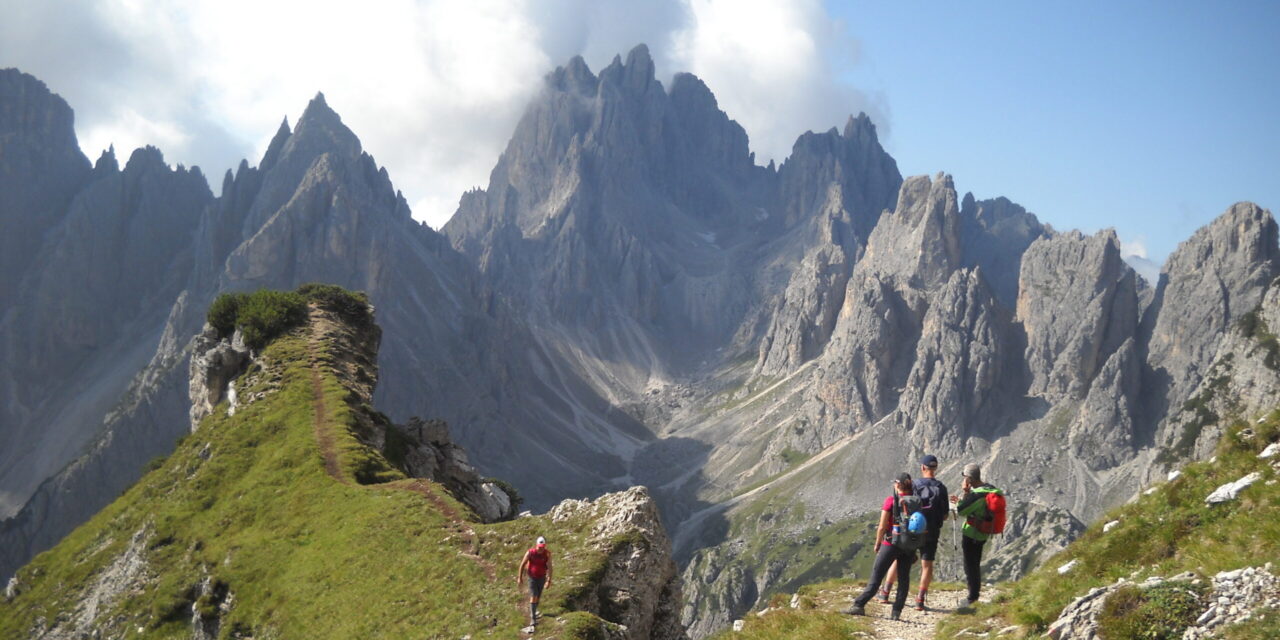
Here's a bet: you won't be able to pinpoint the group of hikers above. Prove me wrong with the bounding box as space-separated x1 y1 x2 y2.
513 455 1004 628
843 455 1006 620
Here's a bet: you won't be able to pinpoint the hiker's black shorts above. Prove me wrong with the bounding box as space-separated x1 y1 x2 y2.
919 535 940 562
528 576 546 599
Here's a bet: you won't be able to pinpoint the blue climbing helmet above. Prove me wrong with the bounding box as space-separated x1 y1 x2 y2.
907 510 928 534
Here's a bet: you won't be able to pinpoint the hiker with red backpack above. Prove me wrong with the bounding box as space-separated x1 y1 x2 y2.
951 463 1005 607
517 536 553 628
843 472 928 621
879 454 949 611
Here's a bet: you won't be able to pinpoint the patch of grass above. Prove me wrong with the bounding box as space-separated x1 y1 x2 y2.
1218 609 1280 638
779 447 810 468
938 412 1280 638
705 579 873 640
557 611 615 640
706 610 868 640
1096 582 1207 640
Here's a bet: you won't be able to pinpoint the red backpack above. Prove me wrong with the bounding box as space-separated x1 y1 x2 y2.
973 490 1006 535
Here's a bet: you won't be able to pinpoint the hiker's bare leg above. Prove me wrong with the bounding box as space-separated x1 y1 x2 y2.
919 559 934 596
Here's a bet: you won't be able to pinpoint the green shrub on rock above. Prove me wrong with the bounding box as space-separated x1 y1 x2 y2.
207 292 246 337
235 290 308 351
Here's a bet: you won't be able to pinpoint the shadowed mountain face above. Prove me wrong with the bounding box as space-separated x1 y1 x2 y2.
2 47 1278 637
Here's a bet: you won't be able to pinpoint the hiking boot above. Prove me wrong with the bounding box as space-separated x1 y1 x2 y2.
841 603 865 616
915 598 926 612
889 610 902 621
876 588 890 604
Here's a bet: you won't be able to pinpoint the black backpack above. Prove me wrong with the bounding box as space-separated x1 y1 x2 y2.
914 478 947 532
891 494 927 552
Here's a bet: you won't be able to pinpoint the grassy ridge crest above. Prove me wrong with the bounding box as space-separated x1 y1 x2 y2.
0 287 621 639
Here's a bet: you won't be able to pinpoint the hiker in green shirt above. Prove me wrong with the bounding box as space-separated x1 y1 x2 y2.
951 463 1004 607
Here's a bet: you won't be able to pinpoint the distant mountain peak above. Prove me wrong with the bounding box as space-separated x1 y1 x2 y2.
842 112 877 141
299 91 340 127
94 145 119 174
260 116 293 172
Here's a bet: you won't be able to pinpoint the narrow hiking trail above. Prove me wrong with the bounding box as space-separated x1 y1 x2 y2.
308 341 346 484
769 582 997 640
305 318 497 583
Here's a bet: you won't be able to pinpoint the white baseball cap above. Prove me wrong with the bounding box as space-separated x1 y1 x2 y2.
536 536 546 547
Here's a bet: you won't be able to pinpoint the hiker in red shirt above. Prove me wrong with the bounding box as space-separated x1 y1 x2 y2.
843 472 921 621
517 536 553 627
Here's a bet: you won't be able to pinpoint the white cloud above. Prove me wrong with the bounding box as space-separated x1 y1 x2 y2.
670 0 881 165
0 0 874 228
1119 235 1148 260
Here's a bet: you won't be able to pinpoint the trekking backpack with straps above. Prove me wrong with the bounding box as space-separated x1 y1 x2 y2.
914 477 946 532
891 494 927 552
971 487 1007 535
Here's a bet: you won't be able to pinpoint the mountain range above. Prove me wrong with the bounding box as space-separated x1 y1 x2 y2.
1 44 1276 636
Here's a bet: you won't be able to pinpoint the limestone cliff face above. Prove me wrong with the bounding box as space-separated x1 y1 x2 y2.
756 116 902 375
895 267 1010 450
809 173 964 438
1017 229 1139 402
1146 202 1280 437
0 69 91 306
0 126 212 525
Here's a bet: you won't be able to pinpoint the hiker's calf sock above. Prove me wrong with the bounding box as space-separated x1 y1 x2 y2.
531 602 538 621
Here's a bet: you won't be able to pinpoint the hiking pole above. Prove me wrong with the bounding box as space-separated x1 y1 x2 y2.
952 514 958 552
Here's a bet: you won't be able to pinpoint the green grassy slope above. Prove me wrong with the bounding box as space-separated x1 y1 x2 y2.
0 295 623 639
938 413 1280 638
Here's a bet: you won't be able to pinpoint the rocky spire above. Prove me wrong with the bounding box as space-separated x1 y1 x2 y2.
260 117 292 173
1017 229 1139 401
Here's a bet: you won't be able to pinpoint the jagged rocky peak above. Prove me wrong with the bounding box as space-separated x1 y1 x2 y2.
1017 228 1139 401
598 43 659 94
897 266 1009 449
94 145 119 174
0 68 81 152
1068 336 1141 471
260 116 292 173
777 111 902 232
549 54 599 94
285 91 362 161
959 192 1049 307
1148 201 1280 402
861 172 962 287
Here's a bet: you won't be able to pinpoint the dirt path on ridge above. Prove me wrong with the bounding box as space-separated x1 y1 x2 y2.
306 319 497 584
308 335 346 484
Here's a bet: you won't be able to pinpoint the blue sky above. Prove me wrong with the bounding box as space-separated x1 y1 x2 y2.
828 1 1280 263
